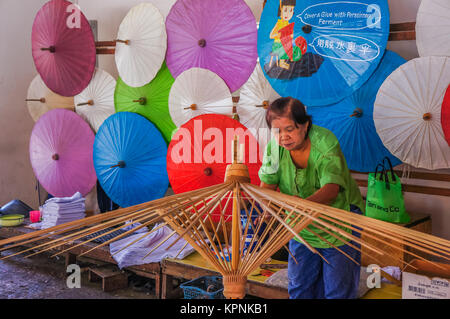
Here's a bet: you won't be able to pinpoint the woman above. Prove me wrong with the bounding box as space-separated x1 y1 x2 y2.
258 97 364 299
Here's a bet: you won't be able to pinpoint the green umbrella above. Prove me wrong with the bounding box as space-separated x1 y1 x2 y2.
114 62 176 143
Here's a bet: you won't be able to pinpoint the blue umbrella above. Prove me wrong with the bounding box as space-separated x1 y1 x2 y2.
93 112 169 208
257 0 390 106
308 50 406 172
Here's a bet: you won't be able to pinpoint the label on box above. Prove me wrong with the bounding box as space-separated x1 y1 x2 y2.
402 272 450 299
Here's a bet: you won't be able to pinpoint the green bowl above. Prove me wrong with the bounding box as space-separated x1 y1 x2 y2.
0 214 25 227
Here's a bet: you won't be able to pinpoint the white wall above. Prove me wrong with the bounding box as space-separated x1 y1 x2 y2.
0 0 448 238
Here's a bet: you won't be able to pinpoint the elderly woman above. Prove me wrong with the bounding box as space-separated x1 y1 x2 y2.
258 97 364 299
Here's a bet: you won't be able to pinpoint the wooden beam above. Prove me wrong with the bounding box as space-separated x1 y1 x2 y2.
355 179 450 197
96 48 115 55
351 171 450 183
95 41 117 47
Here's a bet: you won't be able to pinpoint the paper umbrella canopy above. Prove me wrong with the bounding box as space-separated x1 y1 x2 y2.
29 109 97 197
168 68 234 127
416 0 450 57
257 0 390 106
165 0 258 93
374 56 450 170
93 112 169 208
31 0 96 97
114 62 176 143
307 50 406 172
442 85 450 146
74 68 116 133
167 114 262 222
115 3 167 87
236 63 281 151
26 74 75 122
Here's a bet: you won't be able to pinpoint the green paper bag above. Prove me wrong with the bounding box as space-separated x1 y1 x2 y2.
365 158 410 224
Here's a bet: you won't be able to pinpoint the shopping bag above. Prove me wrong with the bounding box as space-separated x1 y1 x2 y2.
365 157 410 224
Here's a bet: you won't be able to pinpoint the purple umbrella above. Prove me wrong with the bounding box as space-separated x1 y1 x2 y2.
165 0 258 93
29 109 96 197
32 0 96 97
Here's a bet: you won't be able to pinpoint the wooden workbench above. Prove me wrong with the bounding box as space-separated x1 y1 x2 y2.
0 220 162 298
161 253 289 299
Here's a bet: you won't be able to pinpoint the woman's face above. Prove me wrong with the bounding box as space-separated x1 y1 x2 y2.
281 5 295 21
271 116 308 151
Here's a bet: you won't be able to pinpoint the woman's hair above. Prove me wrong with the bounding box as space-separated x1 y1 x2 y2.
266 97 312 138
278 0 297 17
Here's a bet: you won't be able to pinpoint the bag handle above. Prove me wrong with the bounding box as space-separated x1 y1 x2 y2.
382 157 397 182
374 163 386 179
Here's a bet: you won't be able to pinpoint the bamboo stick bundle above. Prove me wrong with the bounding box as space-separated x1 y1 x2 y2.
0 142 449 299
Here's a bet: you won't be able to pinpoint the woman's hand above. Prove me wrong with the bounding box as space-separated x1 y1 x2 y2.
306 183 340 205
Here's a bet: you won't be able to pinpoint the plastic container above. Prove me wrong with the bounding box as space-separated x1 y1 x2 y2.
29 210 41 223
0 214 25 227
180 276 224 299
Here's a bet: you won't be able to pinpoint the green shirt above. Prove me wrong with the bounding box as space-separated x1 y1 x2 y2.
258 124 364 248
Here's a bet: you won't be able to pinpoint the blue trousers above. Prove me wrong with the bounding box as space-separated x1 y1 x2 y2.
288 205 362 299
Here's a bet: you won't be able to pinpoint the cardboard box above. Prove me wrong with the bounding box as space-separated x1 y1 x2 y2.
402 259 450 299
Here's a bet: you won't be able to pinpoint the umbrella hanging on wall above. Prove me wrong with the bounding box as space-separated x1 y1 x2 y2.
416 0 450 57
168 68 234 127
236 63 280 151
93 112 169 208
307 50 406 172
442 85 450 146
258 0 390 106
374 56 450 170
114 62 176 144
74 68 116 133
29 109 96 197
165 0 258 93
26 74 74 122
31 0 96 97
166 114 262 222
115 3 167 87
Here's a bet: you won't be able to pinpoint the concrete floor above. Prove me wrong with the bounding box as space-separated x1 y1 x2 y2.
0 249 157 299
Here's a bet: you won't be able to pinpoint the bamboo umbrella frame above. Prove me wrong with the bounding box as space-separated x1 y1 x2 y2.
1 142 449 299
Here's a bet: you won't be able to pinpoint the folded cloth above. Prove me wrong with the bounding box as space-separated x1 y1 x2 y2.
110 224 195 269
40 192 86 229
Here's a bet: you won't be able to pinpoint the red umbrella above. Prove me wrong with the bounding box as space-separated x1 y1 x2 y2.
167 114 262 222
32 0 96 97
442 84 450 146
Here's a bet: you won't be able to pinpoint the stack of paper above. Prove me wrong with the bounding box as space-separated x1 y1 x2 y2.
40 192 86 229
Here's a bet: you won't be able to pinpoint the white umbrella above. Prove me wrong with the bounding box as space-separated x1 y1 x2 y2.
74 68 116 132
26 75 74 122
115 3 167 87
168 68 233 127
416 0 450 57
236 64 280 150
374 56 450 170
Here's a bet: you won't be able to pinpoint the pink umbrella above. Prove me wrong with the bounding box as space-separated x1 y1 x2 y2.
29 109 96 197
165 0 258 93
32 0 96 97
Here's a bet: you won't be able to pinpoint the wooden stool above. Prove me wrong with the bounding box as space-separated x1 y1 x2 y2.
88 265 128 292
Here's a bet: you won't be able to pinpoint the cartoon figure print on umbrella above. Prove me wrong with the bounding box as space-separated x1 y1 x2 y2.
258 0 390 106
269 0 313 72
